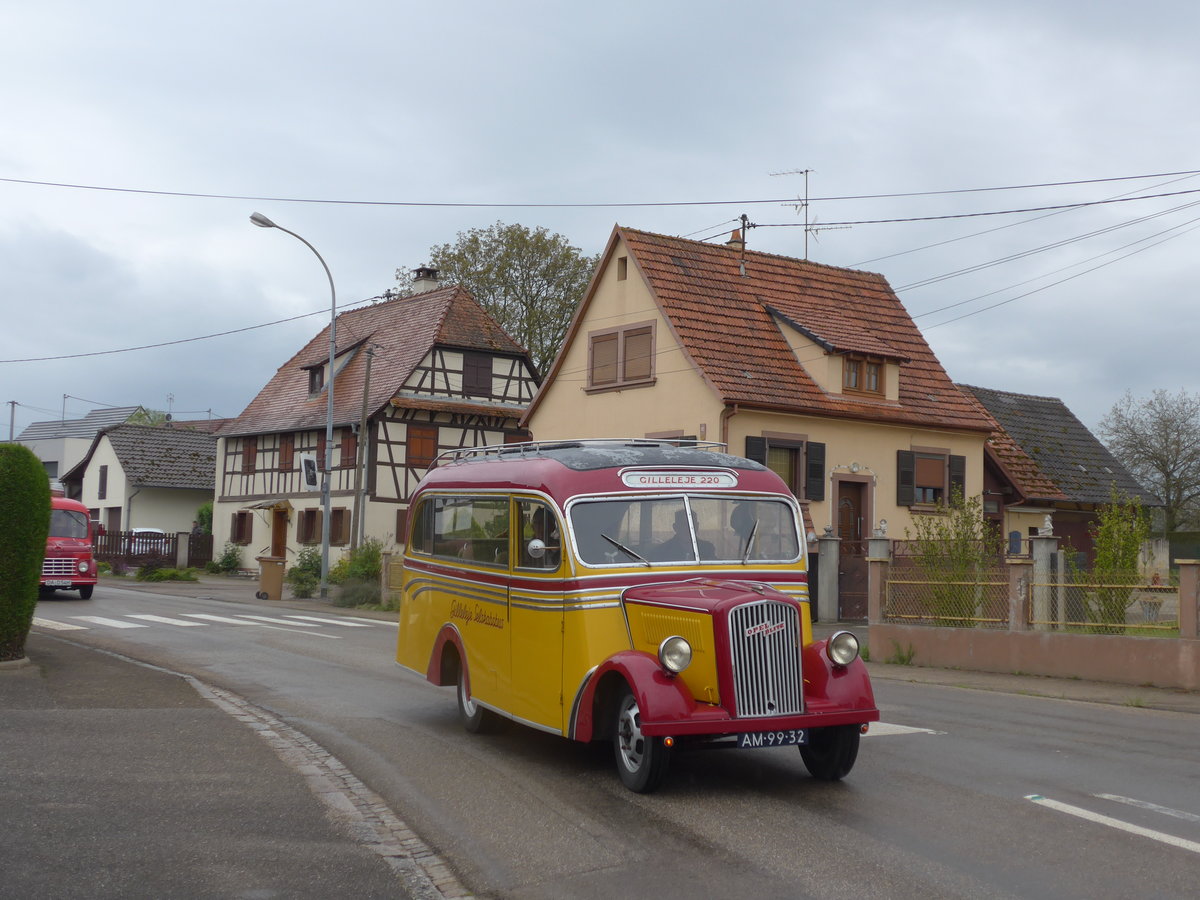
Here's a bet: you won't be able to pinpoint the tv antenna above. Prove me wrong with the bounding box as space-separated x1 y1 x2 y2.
769 168 851 259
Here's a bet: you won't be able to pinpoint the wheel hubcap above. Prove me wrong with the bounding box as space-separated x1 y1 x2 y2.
617 695 645 772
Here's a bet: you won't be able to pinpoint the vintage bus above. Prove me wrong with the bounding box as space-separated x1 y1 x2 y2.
42 490 98 599
395 440 878 792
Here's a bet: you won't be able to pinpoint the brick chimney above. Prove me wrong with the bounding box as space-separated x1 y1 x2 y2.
411 266 440 293
726 229 744 251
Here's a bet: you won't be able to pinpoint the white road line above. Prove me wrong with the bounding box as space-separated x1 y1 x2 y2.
1095 794 1200 824
344 615 398 627
32 617 88 631
71 616 149 629
284 615 375 627
182 612 341 639
127 614 207 627
1026 795 1200 855
235 615 320 627
865 723 944 737
183 613 258 625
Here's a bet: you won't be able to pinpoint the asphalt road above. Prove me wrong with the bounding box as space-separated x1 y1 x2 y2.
19 579 1200 899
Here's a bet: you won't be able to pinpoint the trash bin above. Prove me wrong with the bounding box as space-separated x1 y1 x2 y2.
255 556 285 602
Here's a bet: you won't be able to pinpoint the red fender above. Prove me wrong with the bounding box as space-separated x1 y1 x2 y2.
801 639 878 716
570 650 698 742
426 624 466 687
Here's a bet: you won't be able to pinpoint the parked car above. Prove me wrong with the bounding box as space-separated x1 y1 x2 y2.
128 527 169 556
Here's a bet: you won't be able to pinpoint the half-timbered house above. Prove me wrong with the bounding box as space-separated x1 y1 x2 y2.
212 276 538 567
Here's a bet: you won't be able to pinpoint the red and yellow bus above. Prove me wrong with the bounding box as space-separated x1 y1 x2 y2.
396 440 877 792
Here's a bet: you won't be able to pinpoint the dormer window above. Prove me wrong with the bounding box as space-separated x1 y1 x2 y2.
843 356 884 396
308 367 324 395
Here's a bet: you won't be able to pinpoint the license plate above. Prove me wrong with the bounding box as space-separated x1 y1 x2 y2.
736 729 808 749
43 580 72 587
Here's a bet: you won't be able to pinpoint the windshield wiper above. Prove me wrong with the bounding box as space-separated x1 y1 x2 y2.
601 533 650 566
740 520 760 564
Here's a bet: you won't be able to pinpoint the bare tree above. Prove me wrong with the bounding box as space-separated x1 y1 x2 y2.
1099 389 1200 532
396 222 598 378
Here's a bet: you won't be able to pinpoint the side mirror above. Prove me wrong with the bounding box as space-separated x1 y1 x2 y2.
526 538 546 560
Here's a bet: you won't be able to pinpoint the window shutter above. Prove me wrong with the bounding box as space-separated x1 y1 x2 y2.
949 454 966 498
805 442 826 501
744 436 767 464
897 450 915 506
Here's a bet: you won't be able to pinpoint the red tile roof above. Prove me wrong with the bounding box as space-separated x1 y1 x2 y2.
615 228 991 432
221 286 529 437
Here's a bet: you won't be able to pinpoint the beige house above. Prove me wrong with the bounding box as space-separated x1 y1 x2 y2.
523 226 995 618
213 277 538 569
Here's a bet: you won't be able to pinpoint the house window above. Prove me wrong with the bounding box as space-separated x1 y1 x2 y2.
843 356 885 396
897 451 966 506
330 507 350 545
617 256 628 280
297 508 322 544
279 434 295 471
463 352 493 397
340 427 357 469
588 323 654 390
98 465 108 501
230 511 253 545
407 424 438 468
241 438 257 474
744 437 825 501
308 367 324 394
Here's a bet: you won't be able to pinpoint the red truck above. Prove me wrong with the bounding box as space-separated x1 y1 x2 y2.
42 491 98 599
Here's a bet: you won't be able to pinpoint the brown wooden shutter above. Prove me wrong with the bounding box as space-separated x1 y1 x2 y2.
897 451 915 506
805 442 826 501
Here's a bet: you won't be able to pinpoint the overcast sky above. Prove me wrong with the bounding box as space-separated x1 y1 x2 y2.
3 1 1197 441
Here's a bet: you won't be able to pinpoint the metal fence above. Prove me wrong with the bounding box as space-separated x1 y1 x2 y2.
1026 572 1179 634
885 540 1009 627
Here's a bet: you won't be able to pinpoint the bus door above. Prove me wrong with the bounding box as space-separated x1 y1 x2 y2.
507 498 565 731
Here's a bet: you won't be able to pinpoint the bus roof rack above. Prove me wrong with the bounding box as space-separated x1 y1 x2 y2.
430 438 729 469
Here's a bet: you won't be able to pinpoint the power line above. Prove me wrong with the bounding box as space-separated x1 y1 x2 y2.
3 169 1199 209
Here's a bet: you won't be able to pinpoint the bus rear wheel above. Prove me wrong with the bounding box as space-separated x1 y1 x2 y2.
456 665 501 734
613 686 670 793
800 725 860 781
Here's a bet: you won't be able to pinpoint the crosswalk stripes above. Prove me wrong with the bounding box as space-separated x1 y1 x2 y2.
32 612 393 634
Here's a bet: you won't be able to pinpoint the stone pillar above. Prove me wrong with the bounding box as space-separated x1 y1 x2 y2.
1030 532 1059 632
817 528 840 623
175 532 190 569
1176 560 1199 639
1007 558 1032 632
866 536 891 625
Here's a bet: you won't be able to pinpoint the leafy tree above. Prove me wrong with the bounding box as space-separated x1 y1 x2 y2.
396 221 599 377
196 501 213 534
0 445 52 661
127 408 168 426
1099 389 1200 532
903 488 1003 627
1087 489 1150 633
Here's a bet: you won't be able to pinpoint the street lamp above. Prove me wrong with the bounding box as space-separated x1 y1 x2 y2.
250 212 337 598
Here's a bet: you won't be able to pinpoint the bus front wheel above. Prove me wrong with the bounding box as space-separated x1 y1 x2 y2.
800 725 860 781
613 686 670 793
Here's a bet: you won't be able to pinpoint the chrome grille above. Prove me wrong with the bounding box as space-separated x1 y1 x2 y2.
43 558 75 576
728 599 803 717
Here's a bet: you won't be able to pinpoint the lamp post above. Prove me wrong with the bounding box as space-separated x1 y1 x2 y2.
250 212 336 598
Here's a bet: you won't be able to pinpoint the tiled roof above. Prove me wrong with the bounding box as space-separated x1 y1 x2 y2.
617 228 990 432
16 406 144 441
959 385 1157 506
221 286 529 437
89 424 216 489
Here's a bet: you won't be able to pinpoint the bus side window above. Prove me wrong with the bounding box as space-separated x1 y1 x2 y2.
518 500 560 570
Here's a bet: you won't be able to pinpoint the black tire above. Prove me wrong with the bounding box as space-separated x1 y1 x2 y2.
613 685 670 793
78 585 94 600
800 725 861 781
456 665 501 734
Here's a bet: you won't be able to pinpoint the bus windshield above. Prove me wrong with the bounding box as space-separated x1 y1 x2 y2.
569 496 800 566
49 508 89 539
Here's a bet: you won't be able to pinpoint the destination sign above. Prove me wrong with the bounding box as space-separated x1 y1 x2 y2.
620 470 739 488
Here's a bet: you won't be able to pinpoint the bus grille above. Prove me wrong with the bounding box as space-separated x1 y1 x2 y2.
43 558 76 576
728 599 803 717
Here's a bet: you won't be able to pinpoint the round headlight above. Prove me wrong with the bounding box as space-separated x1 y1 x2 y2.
826 630 860 667
658 635 693 674
77 560 90 574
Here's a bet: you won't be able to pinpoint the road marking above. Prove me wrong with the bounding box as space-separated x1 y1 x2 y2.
1026 795 1200 855
235 614 320 627
183 613 258 625
32 617 88 631
284 615 375 627
71 616 148 629
866 723 944 737
1095 794 1200 824
127 614 207 627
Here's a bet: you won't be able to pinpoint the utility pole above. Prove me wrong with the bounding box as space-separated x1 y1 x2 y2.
350 346 375 550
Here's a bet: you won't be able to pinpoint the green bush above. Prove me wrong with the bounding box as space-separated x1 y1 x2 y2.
331 577 382 608
329 538 383 584
0 446 52 661
285 547 323 598
205 542 243 574
136 567 201 583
